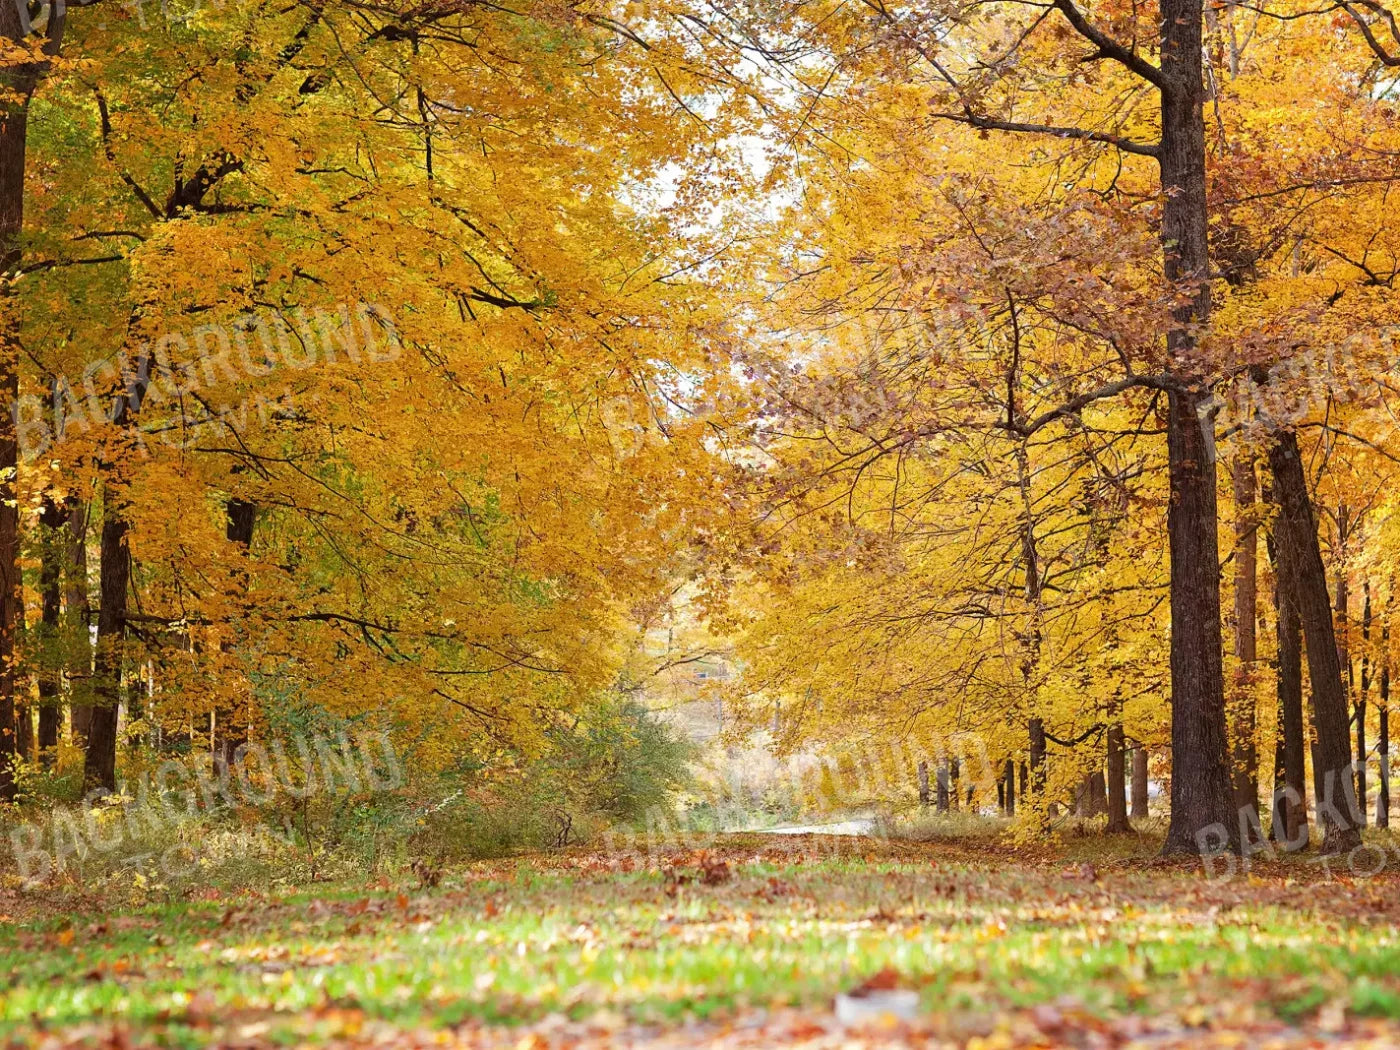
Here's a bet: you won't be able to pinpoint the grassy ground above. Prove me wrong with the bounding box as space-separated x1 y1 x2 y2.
6 833 1400 1047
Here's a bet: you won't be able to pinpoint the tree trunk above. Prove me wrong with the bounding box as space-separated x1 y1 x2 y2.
1028 717 1047 829
1268 432 1361 852
36 496 62 763
1132 746 1149 819
1336 556 1361 827
65 498 92 745
0 0 67 799
1359 581 1371 826
84 330 155 792
83 503 130 793
1004 757 1016 817
0 23 29 802
1029 718 1046 793
1157 0 1237 853
1274 570 1307 848
1087 768 1107 816
1380 590 1391 829
917 759 930 807
1265 482 1308 849
1230 457 1259 819
935 761 950 813
218 498 256 769
1161 392 1237 852
1106 722 1130 832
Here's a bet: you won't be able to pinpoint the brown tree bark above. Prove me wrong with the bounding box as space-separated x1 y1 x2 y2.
917 759 930 807
1003 757 1016 817
1230 458 1259 819
84 346 152 791
1334 544 1361 826
1087 768 1107 817
1380 587 1391 829
1106 722 1131 832
1029 717 1047 803
1131 746 1149 819
1161 385 1237 853
1157 0 1238 853
218 498 256 769
36 496 62 763
0 0 68 801
1359 580 1371 826
65 498 92 745
1268 432 1361 852
1273 551 1307 848
1264 480 1308 849
0 13 28 801
83 501 130 792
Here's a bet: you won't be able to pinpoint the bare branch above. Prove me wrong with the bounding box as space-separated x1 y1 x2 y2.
932 111 1160 157
1012 373 1175 436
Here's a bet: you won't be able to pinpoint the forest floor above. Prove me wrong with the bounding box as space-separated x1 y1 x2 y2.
7 833 1400 1048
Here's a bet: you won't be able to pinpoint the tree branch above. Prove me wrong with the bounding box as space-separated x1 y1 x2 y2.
932 111 1160 157
1052 0 1168 89
1009 373 1175 435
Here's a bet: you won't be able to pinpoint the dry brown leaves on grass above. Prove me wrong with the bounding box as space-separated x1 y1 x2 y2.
662 850 732 894
21 1005 1400 1050
12 835 1400 1049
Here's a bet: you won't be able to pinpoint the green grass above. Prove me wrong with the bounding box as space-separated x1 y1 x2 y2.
4 835 1400 1044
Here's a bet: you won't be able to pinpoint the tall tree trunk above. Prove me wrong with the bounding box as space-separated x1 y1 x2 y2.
84 325 155 792
1273 562 1307 848
36 496 62 763
1087 767 1107 816
917 759 930 807
218 498 256 769
1231 458 1259 819
1359 581 1371 826
1131 746 1149 819
1335 550 1360 826
0 0 66 798
1003 757 1016 817
1161 385 1236 853
0 19 29 802
1106 722 1131 832
1268 432 1361 852
83 501 130 792
1157 0 1237 853
65 498 92 745
1029 716 1047 826
1265 480 1308 849
1379 587 1391 829
0 0 69 800
12 573 27 761
935 760 950 813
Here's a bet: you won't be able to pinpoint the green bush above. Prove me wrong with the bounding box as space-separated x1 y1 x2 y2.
414 696 696 859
